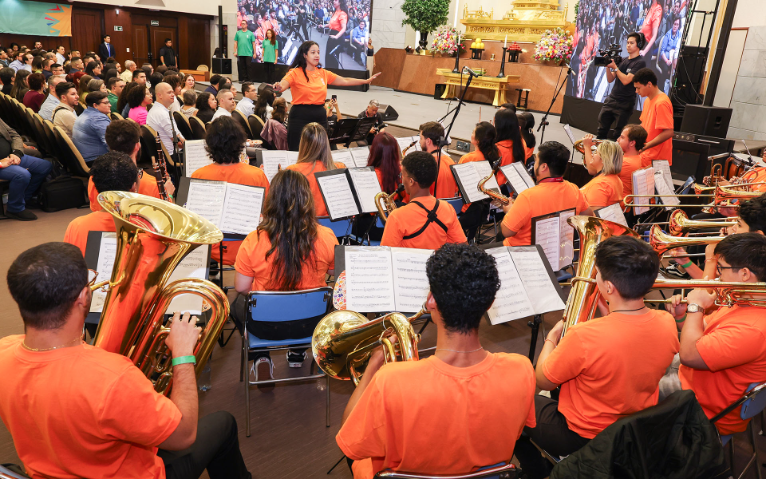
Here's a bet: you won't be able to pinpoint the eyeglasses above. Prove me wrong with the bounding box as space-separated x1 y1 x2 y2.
716 264 739 275
99 100 110 105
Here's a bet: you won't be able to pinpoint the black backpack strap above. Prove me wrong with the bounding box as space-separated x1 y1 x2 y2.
402 199 449 240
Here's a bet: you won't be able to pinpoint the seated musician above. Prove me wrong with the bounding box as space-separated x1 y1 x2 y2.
661 233 766 436
86 119 173 210
380 151 467 249
286 122 346 217
514 236 680 479
580 136 624 209
634 68 673 166
458 121 500 239
337 243 536 479
494 109 526 186
64 152 137 255
501 141 592 247
616 124 647 207
233 169 338 380
192 116 270 266
0 242 250 478
418 121 458 199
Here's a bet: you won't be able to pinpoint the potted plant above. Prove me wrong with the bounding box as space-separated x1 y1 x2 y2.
429 26 466 57
401 0 451 52
533 27 574 66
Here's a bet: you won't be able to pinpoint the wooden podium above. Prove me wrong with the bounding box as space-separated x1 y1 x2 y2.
436 68 520 107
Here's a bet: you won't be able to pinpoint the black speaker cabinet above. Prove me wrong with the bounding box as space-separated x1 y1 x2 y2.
212 58 232 75
377 104 399 121
680 105 733 138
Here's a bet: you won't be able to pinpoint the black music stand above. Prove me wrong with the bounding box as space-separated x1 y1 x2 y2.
328 117 378 149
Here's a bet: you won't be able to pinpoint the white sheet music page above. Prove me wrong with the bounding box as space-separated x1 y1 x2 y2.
452 163 487 203
652 160 674 192
390 247 431 312
397 137 413 153
261 151 297 183
345 247 396 312
500 164 529 194
410 136 422 151
185 179 226 228
509 248 566 315
184 140 213 177
515 162 536 189
90 232 118 312
563 124 576 145
331 149 353 167
219 183 264 235
654 170 680 211
164 245 208 315
632 167 655 215
348 168 382 214
595 203 629 227
316 174 359 220
486 247 535 324
533 215 561 271
559 209 575 269
348 146 371 168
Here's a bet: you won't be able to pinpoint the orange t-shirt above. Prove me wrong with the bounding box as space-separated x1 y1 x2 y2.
234 226 337 291
640 3 663 40
88 175 161 212
639 92 674 165
375 167 409 203
428 151 459 199
0 336 181 479
743 167 766 192
283 67 338 105
63 211 116 255
336 353 536 479
380 196 466 249
543 310 679 438
502 180 589 247
286 161 346 217
495 139 519 186
580 174 623 208
619 154 643 205
328 10 348 32
679 305 766 435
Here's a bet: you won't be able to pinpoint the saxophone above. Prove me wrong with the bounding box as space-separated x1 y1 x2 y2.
402 140 417 156
477 159 510 205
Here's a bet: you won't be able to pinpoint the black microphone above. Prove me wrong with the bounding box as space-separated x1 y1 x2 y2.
462 66 479 77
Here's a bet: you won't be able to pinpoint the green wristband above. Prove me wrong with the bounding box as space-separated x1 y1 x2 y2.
171 355 197 367
675 314 687 324
680 260 693 269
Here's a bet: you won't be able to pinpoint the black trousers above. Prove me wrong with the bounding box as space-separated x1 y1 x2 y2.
237 56 251 82
513 395 590 479
325 30 343 69
597 96 634 140
264 61 275 84
158 411 250 479
287 104 328 151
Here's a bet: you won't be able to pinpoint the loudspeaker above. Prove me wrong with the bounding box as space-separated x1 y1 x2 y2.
672 139 710 183
377 104 399 121
674 46 707 104
212 58 232 74
680 105 733 138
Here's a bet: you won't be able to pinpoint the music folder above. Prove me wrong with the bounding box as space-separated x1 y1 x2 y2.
631 167 655 215
259 150 299 183
315 167 383 220
595 203 629 227
183 139 213 177
450 161 500 204
531 208 576 272
499 162 535 196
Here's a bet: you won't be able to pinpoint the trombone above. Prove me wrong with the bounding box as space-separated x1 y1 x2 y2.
644 279 766 307
624 183 764 209
649 224 725 255
665 209 736 236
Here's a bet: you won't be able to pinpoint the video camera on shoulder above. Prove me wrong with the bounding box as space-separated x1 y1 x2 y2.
594 44 623 67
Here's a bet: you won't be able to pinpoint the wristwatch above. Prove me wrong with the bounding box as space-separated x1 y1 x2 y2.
687 303 704 314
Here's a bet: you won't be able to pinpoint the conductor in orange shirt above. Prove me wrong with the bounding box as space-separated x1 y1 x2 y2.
418 121 459 200
380 151 466 249
634 68 673 166
579 136 624 209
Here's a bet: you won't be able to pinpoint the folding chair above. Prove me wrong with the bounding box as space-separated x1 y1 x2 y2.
173 111 194 141
711 381 766 479
232 109 253 138
240 287 334 436
110 112 124 121
375 463 519 479
188 116 207 140
442 197 464 217
53 126 91 178
248 114 264 140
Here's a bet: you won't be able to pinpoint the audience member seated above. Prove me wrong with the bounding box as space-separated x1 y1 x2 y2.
162 74 183 113
203 74 221 95
212 90 236 121
107 77 125 113
0 118 52 221
617 124 647 208
381 151 467 249
180 73 195 95
22 72 46 113
236 82 257 117
11 69 30 103
494 108 526 185
38 75 65 121
501 141 592 247
515 236 680 479
116 80 137 117
9 51 31 73
261 98 288 150
147 82 185 155
87 78 106 94
127 85 152 125
0 67 14 95
0 242 251 479
253 87 274 122
72 91 111 163
68 56 84 73
121 60 136 83
357 99 386 145
77 74 93 107
286 122 346 217
337 243 535 479
52 81 79 138
195 92 217 123
85 60 102 79
133 68 147 87
232 169 338 380
418 121 458 200
580 137 624 209
181 90 198 118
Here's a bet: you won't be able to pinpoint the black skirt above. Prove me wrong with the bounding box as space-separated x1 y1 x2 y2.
287 104 328 151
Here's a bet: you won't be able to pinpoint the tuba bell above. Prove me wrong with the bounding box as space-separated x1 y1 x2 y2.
375 185 404 223
94 191 231 394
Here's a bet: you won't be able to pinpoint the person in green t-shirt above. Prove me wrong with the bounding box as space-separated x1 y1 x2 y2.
233 20 257 82
261 29 279 84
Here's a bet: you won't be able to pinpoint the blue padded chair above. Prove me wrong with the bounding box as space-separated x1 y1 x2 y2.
0 465 29 479
318 217 353 244
712 381 766 479
240 287 334 437
349 216 385 246
442 197 464 217
375 462 518 479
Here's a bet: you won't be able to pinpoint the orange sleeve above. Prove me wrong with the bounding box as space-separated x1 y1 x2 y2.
576 188 590 213
336 369 388 461
502 192 532 232
234 231 259 277
380 210 403 247
656 99 674 131
325 69 338 85
541 328 588 385
283 68 297 86
140 176 162 199
696 319 766 372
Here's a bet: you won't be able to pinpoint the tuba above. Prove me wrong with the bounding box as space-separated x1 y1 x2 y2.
375 185 404 223
94 191 231 394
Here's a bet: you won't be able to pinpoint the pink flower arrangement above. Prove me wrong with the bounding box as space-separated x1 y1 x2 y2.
533 28 573 63
429 26 467 55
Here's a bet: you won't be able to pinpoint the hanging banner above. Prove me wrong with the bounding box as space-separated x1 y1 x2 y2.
0 1 72 37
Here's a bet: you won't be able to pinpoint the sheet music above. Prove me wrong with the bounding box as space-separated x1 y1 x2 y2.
345 248 396 311
452 163 487 203
219 183 264 235
184 140 213 177
559 209 575 269
500 164 530 194
595 203 629 227
316 173 359 219
563 125 576 145
390 248 431 312
331 149 354 167
632 167 655 215
533 216 561 271
410 136 422 151
397 137 413 153
486 247 535 324
515 162 536 189
652 160 674 191
90 232 118 312
348 146 370 168
185 180 226 227
654 170 680 211
347 168 382 214
261 151 298 183
509 249 566 315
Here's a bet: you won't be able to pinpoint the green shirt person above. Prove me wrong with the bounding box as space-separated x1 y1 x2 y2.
234 21 257 58
262 29 279 64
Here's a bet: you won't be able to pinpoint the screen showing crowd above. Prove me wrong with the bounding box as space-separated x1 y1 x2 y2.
567 0 691 105
236 0 371 70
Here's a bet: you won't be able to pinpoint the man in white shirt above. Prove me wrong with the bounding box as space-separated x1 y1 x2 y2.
52 82 79 138
8 52 28 72
211 90 236 121
146 82 185 155
38 76 65 121
121 60 136 83
235 82 257 117
55 45 66 65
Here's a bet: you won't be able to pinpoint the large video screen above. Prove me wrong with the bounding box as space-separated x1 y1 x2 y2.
236 0 371 71
567 0 691 105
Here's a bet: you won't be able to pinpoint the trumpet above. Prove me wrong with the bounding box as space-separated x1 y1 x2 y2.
374 184 404 223
478 160 510 205
402 140 417 156
573 138 605 154
645 279 766 308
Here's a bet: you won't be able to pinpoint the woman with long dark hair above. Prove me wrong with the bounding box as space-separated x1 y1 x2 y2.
493 109 525 185
253 87 274 121
518 112 537 161
457 122 501 240
11 70 30 103
262 29 279 84
321 0 348 69
116 81 137 116
194 91 217 123
232 169 338 379
273 41 380 151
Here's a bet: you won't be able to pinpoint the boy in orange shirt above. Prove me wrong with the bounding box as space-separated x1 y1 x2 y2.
380 151 467 249
337 243 536 479
418 121 459 200
617 124 648 205
634 68 673 166
662 234 766 436
515 236 679 478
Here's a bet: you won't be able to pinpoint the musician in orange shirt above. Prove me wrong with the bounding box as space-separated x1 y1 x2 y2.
616 124 648 205
634 68 673 165
458 122 500 238
418 121 459 200
380 151 466 249
580 136 624 209
337 243 536 479
493 109 526 186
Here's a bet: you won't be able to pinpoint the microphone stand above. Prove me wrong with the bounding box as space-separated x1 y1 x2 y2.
537 64 572 145
433 70 475 196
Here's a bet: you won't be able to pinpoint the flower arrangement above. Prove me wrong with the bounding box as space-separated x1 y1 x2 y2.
429 26 466 55
533 28 573 64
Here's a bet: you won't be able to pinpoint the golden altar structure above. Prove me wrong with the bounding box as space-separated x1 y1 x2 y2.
436 68 521 107
461 0 570 42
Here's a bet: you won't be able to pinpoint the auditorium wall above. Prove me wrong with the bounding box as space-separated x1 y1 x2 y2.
725 25 766 140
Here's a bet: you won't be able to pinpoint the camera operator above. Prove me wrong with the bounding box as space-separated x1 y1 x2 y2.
596 32 646 140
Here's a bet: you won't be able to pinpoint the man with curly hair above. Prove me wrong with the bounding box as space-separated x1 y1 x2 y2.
337 243 536 479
